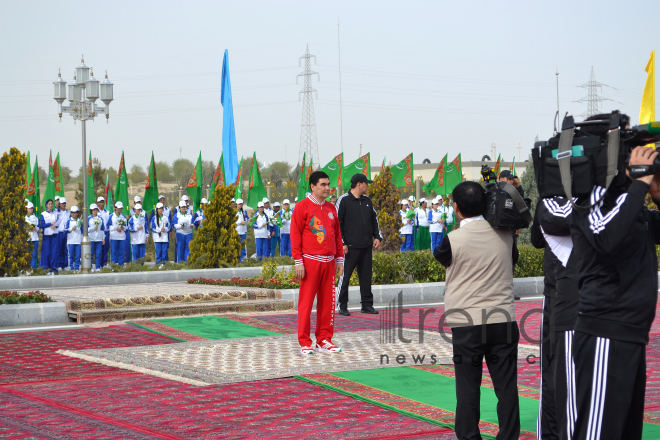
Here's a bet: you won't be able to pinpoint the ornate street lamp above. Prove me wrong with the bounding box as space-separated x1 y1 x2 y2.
53 55 114 273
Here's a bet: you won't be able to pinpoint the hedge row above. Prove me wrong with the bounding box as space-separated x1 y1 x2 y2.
188 245 546 289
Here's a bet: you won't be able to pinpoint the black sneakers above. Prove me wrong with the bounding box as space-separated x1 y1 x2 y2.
338 304 350 316
361 305 379 314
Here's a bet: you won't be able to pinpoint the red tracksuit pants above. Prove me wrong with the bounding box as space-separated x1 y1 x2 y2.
297 257 337 347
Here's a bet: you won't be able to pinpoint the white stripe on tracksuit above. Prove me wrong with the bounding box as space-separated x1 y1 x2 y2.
565 330 577 439
586 337 610 440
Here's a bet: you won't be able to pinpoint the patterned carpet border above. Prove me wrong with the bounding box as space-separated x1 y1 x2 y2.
414 364 541 400
298 373 534 440
4 374 452 439
219 314 298 334
128 320 206 342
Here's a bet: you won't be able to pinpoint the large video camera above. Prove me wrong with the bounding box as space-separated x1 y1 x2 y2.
480 165 497 183
532 111 660 205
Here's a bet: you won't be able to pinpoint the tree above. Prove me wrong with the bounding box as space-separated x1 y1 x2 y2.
173 158 194 189
130 163 147 183
202 159 216 192
188 184 242 267
60 166 72 185
107 166 118 189
155 161 175 182
518 155 537 245
75 157 108 207
270 170 283 188
268 161 291 182
38 165 47 186
368 166 402 252
0 147 30 275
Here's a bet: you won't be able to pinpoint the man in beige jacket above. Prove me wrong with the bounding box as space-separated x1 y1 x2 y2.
433 181 520 440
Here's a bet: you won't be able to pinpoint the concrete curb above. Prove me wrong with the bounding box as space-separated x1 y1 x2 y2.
280 276 546 308
0 266 289 291
0 303 70 326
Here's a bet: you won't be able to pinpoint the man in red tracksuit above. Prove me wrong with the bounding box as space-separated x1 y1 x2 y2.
291 170 345 355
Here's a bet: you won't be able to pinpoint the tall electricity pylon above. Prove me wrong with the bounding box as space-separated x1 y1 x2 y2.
297 45 320 166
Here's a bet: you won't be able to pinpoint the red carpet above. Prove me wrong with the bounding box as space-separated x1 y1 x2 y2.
0 326 175 384
2 374 453 439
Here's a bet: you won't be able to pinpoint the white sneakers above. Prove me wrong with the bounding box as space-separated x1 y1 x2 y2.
301 339 343 355
314 339 342 353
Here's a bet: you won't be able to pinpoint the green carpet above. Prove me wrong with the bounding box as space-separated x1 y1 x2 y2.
333 367 538 433
152 316 282 340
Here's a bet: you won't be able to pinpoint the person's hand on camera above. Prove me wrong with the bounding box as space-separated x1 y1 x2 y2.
628 146 659 185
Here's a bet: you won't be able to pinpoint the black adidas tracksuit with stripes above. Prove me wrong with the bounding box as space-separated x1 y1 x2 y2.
570 180 659 440
532 202 561 440
538 197 580 440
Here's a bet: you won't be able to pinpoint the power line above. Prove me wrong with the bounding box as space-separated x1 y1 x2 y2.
296 45 320 166
575 67 619 118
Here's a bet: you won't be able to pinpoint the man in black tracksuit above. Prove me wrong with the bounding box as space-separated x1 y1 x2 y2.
570 146 660 440
336 173 382 316
531 200 560 439
537 197 580 440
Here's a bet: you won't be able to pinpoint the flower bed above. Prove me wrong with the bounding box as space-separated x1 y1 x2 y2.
188 276 300 290
0 291 53 305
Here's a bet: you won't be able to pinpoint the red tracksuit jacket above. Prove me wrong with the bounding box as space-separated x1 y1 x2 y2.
291 194 344 266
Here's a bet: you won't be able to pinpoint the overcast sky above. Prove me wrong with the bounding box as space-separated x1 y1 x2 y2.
1 0 658 174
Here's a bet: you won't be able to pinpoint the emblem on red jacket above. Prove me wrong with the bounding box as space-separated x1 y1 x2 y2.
328 212 334 219
309 215 327 244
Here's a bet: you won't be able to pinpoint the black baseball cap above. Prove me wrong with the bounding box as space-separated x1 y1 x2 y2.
351 173 373 185
499 170 513 179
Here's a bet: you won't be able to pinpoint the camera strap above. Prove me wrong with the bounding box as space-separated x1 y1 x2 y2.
557 118 619 211
499 181 533 224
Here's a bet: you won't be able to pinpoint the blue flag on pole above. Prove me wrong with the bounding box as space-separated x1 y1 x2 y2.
221 49 239 185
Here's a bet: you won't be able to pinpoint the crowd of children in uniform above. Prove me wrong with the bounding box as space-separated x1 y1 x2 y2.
399 195 455 252
25 192 453 272
26 193 209 274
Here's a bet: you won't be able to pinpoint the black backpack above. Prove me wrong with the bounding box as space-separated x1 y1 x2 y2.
532 111 628 205
484 181 532 229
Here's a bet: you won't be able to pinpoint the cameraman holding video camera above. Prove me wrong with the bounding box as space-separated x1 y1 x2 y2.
570 144 660 440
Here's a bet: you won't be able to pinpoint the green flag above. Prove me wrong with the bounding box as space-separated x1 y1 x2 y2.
86 152 96 208
297 153 307 201
43 151 56 207
494 154 501 178
210 153 226 199
422 154 447 195
115 152 130 216
54 153 65 198
379 157 386 175
510 156 516 177
247 152 267 209
391 153 414 188
186 152 203 212
24 151 31 198
321 153 343 188
234 157 244 200
105 174 114 209
143 151 159 214
445 153 462 195
341 153 371 186
31 157 40 217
